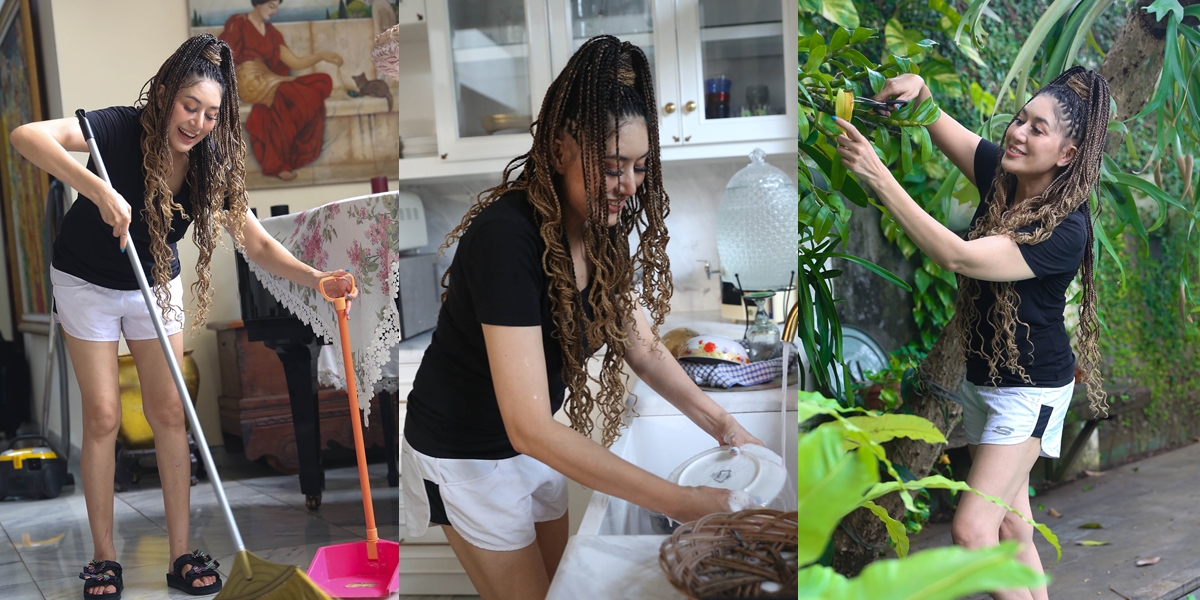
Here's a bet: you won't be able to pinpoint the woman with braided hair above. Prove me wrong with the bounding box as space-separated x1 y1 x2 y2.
10 34 353 598
835 66 1111 600
400 36 764 599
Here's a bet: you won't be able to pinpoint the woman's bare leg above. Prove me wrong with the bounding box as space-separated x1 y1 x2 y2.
442 525 551 600
62 332 121 595
953 439 1045 600
534 512 569 581
126 334 215 590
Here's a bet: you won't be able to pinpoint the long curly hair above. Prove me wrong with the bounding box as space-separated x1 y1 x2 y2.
136 33 247 330
440 36 670 446
946 66 1111 415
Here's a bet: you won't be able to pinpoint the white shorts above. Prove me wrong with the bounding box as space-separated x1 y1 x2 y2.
401 437 568 552
958 380 1074 458
51 267 185 342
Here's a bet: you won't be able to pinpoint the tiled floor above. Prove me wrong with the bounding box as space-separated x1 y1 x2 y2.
0 455 399 599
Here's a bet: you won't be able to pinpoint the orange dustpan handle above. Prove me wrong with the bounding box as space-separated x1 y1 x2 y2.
319 275 380 560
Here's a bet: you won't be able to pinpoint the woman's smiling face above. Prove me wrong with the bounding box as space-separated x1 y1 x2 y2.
1001 94 1078 179
165 79 222 156
555 117 650 228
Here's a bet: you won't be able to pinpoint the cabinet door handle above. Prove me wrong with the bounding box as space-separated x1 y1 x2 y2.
664 102 676 115
684 101 697 114
684 135 691 142
672 135 680 142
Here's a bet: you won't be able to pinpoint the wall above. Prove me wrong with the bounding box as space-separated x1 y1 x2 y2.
399 153 797 314
28 0 396 452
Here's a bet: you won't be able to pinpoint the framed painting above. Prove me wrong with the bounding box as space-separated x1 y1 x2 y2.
0 0 51 328
188 0 400 189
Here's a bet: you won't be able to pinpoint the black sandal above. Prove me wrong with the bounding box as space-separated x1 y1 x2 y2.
166 550 223 596
79 559 122 599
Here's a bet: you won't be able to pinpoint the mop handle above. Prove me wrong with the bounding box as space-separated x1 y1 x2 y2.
319 276 380 559
75 110 247 555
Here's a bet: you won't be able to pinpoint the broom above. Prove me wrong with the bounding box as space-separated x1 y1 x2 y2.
75 109 330 600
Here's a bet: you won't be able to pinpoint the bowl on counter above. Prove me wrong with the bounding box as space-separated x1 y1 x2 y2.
677 335 750 365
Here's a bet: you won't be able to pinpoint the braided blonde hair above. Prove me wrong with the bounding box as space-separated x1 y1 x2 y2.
441 36 669 446
946 66 1111 415
136 34 247 330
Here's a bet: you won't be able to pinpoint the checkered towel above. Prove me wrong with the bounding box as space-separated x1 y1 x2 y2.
679 343 799 388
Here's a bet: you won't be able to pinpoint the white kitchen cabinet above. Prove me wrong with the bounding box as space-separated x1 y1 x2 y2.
423 0 554 162
398 0 796 181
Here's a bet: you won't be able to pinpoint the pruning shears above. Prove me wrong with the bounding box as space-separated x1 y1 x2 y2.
856 97 908 114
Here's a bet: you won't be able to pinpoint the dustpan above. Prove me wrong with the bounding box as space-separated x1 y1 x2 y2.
308 275 400 597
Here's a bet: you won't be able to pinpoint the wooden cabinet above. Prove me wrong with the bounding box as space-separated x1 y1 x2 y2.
212 321 395 473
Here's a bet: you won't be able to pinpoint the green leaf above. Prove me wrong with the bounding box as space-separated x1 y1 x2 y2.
830 27 850 54
824 252 914 291
835 543 1046 600
1079 522 1104 529
865 475 1063 561
1143 0 1184 23
796 427 880 565
868 68 887 95
821 0 860 29
849 26 874 45
900 128 913 174
832 152 848 191
799 143 872 207
805 44 828 74
914 127 933 164
820 414 948 446
885 18 908 56
1092 216 1126 283
863 500 911 558
797 390 854 423
1062 0 1117 74
990 0 1077 119
1077 540 1109 546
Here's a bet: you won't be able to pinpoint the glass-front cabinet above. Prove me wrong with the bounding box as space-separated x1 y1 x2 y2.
672 0 793 147
425 0 552 161
546 0 672 147
410 0 794 174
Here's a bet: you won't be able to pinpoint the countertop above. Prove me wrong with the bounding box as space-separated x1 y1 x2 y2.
546 535 687 600
390 309 751 364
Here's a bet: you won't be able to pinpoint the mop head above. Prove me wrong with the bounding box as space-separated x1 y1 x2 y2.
216 551 331 600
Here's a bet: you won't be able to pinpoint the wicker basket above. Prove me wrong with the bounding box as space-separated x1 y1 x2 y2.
659 509 798 599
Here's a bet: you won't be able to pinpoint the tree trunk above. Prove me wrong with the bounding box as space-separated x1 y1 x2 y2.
1101 0 1200 152
830 2 1185 577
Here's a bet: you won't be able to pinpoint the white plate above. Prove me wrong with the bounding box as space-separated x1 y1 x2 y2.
666 444 787 506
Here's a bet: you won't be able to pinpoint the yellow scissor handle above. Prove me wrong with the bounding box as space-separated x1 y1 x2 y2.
318 273 356 307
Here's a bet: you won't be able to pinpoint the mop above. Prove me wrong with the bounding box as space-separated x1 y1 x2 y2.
75 109 330 600
307 275 400 597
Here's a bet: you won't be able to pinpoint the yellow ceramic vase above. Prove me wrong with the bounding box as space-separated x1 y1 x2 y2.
116 349 200 449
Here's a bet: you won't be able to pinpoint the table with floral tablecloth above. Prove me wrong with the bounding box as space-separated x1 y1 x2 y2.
240 191 400 423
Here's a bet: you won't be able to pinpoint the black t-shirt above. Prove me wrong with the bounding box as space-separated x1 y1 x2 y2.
403 191 594 459
964 139 1087 388
53 106 193 290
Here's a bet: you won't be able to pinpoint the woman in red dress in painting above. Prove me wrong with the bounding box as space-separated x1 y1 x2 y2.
219 0 343 180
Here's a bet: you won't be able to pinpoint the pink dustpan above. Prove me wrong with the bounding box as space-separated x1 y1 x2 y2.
308 275 400 597
308 540 399 597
